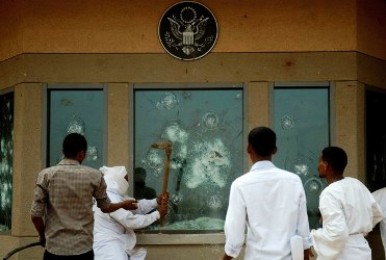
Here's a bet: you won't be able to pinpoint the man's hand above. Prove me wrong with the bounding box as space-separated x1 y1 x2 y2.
157 192 169 218
222 254 233 260
122 199 138 210
101 199 138 213
31 215 46 247
158 203 168 218
157 192 169 205
307 248 315 259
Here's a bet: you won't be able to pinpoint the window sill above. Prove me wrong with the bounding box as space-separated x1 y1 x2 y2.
136 232 225 245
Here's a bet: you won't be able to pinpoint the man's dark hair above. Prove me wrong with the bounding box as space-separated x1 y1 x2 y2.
62 133 88 158
321 146 347 173
248 126 277 157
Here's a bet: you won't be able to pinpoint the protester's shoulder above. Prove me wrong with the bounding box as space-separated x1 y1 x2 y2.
38 166 53 174
235 167 301 182
275 167 303 182
81 165 102 175
231 172 253 187
372 187 386 197
344 177 369 190
37 165 60 176
321 178 350 196
79 164 99 171
79 165 102 176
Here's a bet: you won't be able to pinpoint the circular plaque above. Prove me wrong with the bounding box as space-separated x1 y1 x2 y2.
158 1 218 61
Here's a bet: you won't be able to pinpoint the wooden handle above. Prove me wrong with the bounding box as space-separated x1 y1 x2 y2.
160 146 172 227
162 151 171 194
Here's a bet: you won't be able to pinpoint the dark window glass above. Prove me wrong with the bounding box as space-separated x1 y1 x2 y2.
366 89 386 192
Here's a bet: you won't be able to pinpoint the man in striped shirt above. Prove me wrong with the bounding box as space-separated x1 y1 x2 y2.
31 133 138 260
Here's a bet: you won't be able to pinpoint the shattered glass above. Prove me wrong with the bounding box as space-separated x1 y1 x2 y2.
134 88 243 232
0 92 13 232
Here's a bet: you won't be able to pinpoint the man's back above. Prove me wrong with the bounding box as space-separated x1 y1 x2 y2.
319 177 379 234
31 159 108 255
224 161 310 259
223 126 311 260
311 177 383 259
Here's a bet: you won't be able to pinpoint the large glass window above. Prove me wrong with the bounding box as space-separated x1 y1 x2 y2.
47 87 105 168
273 86 330 229
134 87 244 232
366 88 386 192
0 92 14 232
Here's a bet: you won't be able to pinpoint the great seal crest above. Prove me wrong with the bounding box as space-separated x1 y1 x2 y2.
158 1 218 61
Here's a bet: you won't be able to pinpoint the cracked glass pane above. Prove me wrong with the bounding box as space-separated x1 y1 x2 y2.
48 88 105 168
134 88 243 232
0 92 13 232
273 87 329 229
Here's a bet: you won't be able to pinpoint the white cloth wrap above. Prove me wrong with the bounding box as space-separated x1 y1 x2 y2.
100 165 129 196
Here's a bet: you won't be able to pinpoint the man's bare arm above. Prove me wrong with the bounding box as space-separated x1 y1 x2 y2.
31 215 46 246
101 199 138 213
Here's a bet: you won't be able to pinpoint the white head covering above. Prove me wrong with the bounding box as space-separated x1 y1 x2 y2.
99 165 129 196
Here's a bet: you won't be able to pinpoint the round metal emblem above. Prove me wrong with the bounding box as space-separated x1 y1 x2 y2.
158 1 218 61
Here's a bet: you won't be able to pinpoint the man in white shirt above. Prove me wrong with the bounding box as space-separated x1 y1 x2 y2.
93 166 168 260
372 187 386 259
222 126 311 260
311 146 383 259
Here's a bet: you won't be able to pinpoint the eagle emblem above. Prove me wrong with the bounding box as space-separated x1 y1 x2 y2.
158 2 218 60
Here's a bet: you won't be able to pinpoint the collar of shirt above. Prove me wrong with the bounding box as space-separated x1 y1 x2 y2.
250 160 275 172
58 158 80 165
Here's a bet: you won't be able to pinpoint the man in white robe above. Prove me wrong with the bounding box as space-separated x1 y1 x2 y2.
93 166 168 260
311 146 383 260
372 187 386 258
222 126 312 260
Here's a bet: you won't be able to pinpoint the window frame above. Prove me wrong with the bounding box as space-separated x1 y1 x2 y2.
44 84 107 168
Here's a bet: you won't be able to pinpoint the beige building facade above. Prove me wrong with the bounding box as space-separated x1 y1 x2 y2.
1 0 386 259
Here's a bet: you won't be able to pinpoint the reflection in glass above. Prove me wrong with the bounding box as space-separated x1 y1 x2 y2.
134 167 157 200
134 88 243 232
0 92 14 232
273 87 329 229
47 88 105 168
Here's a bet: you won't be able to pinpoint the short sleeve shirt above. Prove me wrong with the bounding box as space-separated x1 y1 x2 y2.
30 159 111 255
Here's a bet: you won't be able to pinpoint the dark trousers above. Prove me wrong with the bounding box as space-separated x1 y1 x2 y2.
43 250 94 260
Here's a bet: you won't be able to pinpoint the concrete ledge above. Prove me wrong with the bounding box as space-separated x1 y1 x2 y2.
136 232 226 245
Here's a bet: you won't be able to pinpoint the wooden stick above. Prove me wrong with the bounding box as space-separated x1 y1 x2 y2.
151 140 172 226
162 146 172 194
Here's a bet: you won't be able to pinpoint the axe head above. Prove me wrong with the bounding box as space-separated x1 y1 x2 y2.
151 140 172 150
